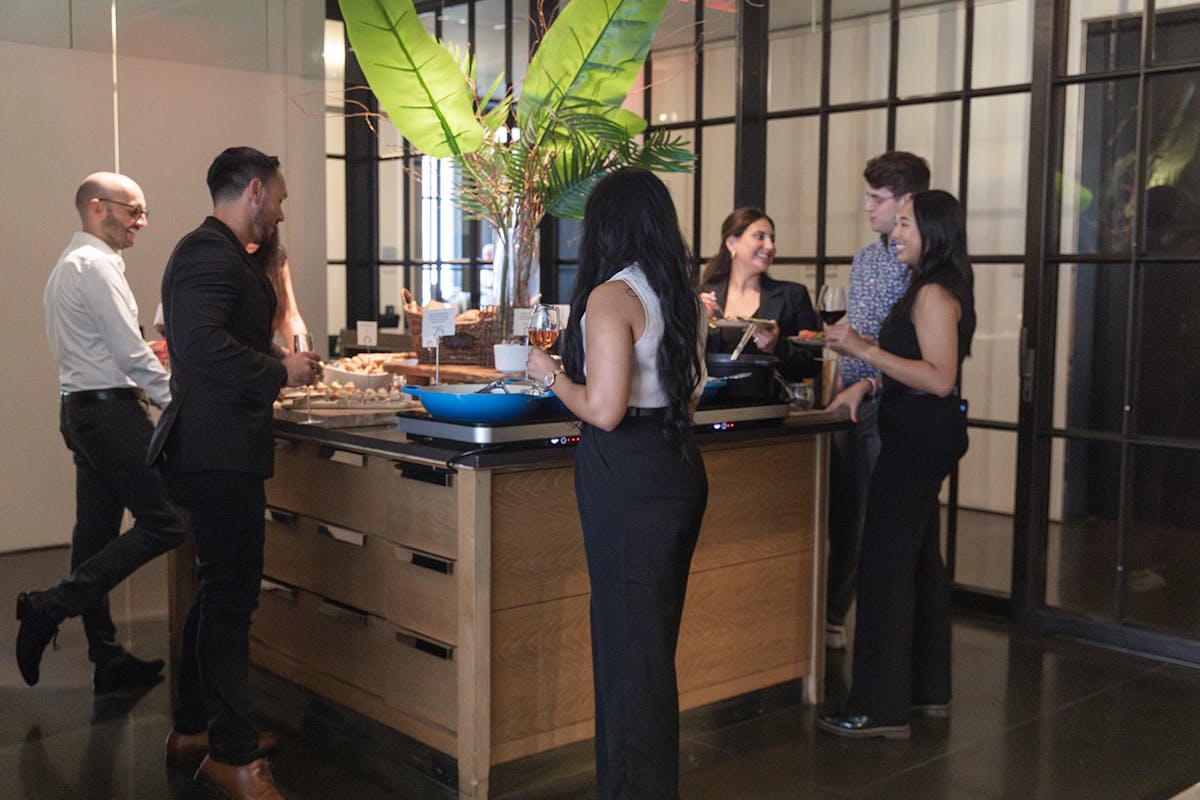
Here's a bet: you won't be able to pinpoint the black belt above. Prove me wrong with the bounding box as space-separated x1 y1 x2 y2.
60 388 141 404
886 386 959 398
625 406 666 418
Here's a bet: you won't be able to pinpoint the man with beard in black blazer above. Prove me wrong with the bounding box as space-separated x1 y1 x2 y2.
154 146 318 800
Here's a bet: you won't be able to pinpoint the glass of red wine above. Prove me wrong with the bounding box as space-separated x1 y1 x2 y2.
817 285 847 326
816 286 847 361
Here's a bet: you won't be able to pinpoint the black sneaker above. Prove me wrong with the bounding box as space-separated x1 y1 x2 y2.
93 652 165 695
15 591 65 687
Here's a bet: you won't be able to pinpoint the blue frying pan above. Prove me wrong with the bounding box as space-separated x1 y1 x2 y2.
402 383 565 424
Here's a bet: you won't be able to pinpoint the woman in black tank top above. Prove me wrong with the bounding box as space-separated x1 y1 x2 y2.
818 190 975 739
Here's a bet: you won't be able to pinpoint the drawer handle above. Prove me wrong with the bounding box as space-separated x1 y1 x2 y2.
317 598 370 625
265 508 296 525
395 630 454 661
317 446 365 467
395 463 454 486
318 523 367 547
394 545 452 575
260 578 296 599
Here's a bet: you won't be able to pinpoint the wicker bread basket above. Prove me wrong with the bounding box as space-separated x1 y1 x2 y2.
402 288 498 366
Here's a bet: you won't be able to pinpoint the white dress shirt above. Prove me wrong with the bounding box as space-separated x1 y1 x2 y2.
44 231 171 408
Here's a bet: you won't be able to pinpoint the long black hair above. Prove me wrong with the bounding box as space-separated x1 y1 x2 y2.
701 207 774 285
888 189 975 357
560 168 703 448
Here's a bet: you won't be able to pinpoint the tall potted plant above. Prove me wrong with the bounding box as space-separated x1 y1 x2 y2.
339 0 695 338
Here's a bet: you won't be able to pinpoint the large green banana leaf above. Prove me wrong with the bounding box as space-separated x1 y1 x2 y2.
519 0 669 144
339 0 484 158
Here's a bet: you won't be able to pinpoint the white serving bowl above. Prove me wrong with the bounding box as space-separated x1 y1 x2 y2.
321 363 393 389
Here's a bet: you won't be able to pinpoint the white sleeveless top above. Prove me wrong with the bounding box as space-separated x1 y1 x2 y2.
582 263 668 408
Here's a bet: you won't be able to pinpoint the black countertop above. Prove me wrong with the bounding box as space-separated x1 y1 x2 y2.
273 406 849 471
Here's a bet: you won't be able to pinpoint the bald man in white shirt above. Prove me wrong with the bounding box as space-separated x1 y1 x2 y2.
16 172 186 694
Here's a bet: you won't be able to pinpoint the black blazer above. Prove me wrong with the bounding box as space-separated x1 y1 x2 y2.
157 217 288 477
701 274 821 380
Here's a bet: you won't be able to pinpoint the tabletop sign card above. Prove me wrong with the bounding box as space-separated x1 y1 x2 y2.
512 307 533 336
356 320 378 348
422 308 456 348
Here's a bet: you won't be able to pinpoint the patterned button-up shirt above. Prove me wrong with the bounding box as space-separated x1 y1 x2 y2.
839 236 911 386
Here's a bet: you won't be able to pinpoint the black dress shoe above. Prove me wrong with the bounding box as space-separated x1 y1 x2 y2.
93 652 165 695
15 590 68 687
816 709 911 739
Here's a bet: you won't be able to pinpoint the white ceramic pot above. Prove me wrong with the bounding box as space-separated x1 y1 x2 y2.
493 342 528 374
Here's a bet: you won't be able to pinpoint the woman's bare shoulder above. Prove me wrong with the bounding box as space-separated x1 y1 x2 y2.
911 285 962 334
914 282 960 312
588 279 641 310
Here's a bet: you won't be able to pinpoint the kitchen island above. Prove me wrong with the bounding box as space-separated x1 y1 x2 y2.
167 406 844 799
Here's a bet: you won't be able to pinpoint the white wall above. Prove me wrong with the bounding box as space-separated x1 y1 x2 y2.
0 1 326 553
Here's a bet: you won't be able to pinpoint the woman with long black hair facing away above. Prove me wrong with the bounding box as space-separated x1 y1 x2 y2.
526 168 708 797
817 190 975 739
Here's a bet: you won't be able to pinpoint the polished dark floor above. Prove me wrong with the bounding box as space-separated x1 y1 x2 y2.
5 547 1200 799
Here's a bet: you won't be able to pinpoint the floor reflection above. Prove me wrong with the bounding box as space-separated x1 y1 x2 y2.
5 547 1200 799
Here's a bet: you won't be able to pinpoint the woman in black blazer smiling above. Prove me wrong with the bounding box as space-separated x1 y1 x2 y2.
699 207 821 380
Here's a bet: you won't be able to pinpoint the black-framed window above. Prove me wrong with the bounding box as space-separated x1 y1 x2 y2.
1029 0 1200 651
326 0 1035 602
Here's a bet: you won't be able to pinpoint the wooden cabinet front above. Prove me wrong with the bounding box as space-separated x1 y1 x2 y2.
242 422 829 799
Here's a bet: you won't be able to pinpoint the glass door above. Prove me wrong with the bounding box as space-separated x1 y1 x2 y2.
1018 0 1200 660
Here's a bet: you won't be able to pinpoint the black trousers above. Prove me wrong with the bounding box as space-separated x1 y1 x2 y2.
826 395 882 626
165 468 267 766
57 393 187 664
575 417 708 800
847 394 967 723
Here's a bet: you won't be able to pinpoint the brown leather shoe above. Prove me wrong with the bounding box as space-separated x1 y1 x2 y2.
195 756 285 800
166 729 281 767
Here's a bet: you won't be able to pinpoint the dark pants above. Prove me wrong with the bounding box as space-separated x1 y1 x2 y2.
826 394 881 626
575 417 708 800
57 392 188 664
848 394 966 723
165 469 267 766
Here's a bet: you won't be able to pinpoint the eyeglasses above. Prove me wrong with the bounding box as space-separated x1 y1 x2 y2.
97 197 149 221
863 192 895 207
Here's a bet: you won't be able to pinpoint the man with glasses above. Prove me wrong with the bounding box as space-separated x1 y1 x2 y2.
16 172 186 693
826 152 930 650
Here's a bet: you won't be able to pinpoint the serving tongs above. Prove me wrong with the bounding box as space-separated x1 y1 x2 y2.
706 299 726 330
478 376 554 397
475 378 510 394
729 323 758 360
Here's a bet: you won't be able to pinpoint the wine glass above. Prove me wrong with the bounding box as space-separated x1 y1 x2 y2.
526 304 560 383
816 285 847 362
293 334 323 425
528 304 560 351
816 285 848 327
